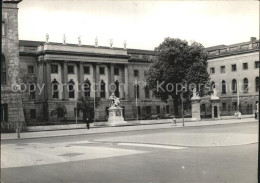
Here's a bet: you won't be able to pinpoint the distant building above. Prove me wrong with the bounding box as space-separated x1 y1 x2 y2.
202 37 259 117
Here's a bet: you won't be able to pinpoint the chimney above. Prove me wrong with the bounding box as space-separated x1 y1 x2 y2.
250 37 256 42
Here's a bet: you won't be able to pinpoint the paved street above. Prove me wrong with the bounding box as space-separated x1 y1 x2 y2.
1 122 258 183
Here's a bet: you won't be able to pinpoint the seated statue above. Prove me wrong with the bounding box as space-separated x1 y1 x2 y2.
191 87 200 99
109 93 120 107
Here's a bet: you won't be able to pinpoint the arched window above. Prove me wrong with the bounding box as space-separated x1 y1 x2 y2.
232 79 237 93
134 84 140 99
256 77 259 92
115 80 119 98
29 83 36 99
68 79 75 98
1 54 6 85
52 79 59 99
211 81 215 89
84 79 91 97
243 78 248 93
222 80 226 94
144 85 150 98
100 80 106 98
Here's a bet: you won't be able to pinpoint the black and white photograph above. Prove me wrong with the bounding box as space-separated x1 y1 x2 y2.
1 0 259 182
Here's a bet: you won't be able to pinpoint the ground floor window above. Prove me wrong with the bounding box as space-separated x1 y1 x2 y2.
146 106 151 115
156 106 160 114
30 109 36 119
166 105 170 113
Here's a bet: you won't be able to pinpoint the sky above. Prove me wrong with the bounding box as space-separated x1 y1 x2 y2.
18 0 259 50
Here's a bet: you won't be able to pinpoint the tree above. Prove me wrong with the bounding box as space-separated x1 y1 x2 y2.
51 104 67 122
146 38 210 116
77 96 100 129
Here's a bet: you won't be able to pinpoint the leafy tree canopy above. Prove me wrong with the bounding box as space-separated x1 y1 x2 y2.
146 38 210 115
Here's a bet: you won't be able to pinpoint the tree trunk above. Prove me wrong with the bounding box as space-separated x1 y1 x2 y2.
173 96 179 117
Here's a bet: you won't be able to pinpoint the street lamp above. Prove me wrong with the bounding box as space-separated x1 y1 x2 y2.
180 93 184 127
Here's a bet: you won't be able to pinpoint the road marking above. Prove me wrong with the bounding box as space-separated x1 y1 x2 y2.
117 143 187 149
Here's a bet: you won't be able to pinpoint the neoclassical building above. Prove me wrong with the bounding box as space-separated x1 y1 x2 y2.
1 0 259 131
19 40 173 126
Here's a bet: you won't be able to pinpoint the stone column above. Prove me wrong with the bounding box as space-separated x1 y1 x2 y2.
62 61 69 100
37 59 44 100
45 60 52 100
95 63 100 98
78 62 84 98
124 64 129 100
191 98 201 121
110 63 115 96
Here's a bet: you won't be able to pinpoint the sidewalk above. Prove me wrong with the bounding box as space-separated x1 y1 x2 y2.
1 118 257 140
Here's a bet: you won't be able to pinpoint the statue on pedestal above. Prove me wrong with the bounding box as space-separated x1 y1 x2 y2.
109 93 120 107
95 37 98 47
211 88 219 100
123 40 127 49
46 33 49 43
191 87 200 99
109 39 113 48
63 34 66 44
78 36 81 46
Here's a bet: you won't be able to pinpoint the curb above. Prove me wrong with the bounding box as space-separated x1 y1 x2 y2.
1 120 257 141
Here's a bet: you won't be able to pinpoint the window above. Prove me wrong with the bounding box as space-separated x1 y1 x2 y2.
68 79 75 98
220 66 225 73
243 63 248 70
115 80 119 97
222 80 226 94
84 66 90 74
114 67 119 75
232 102 237 111
29 84 36 99
201 104 206 112
134 70 139 77
134 85 140 99
231 64 237 72
100 80 106 98
52 79 59 99
30 109 36 119
243 78 249 93
28 66 34 74
222 103 227 111
99 67 105 75
146 106 151 115
210 67 215 74
156 106 160 114
255 61 259 68
2 21 6 36
1 104 8 122
256 77 259 92
68 65 74 74
84 79 91 97
137 106 141 116
144 86 150 98
51 65 58 74
232 79 237 93
1 54 6 85
166 105 170 113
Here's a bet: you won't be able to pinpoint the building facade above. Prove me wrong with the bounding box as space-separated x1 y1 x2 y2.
1 0 259 131
201 38 259 117
19 41 174 126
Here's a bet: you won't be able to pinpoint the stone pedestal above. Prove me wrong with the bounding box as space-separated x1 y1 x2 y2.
210 99 221 119
106 106 127 126
191 98 201 121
